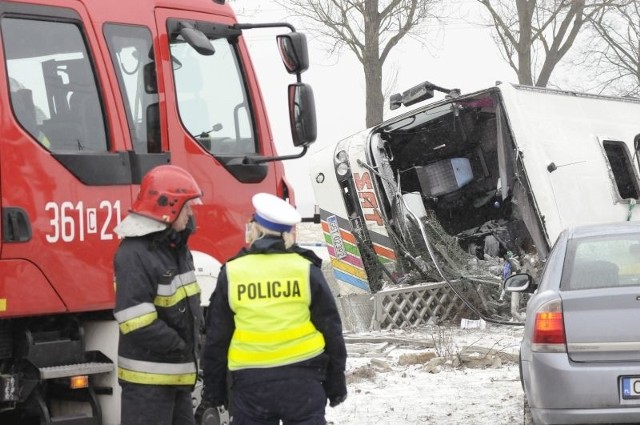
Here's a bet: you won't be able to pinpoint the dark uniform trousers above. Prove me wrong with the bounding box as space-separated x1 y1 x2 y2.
121 382 195 425
231 377 326 425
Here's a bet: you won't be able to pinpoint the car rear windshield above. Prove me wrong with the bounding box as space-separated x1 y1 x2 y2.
561 233 640 290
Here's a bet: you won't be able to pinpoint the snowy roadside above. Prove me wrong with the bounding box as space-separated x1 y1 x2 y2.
326 324 528 425
297 223 530 425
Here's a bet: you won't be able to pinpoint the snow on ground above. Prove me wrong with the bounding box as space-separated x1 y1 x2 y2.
297 223 530 425
326 324 527 425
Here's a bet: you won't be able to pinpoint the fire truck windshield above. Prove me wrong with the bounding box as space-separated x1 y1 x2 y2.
170 36 257 156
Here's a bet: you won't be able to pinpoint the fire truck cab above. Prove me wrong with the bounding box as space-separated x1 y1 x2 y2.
0 0 316 423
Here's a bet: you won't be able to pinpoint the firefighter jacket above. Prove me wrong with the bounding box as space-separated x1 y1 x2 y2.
201 236 347 407
113 227 202 389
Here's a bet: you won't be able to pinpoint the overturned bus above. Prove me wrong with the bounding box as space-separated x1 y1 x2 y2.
309 82 640 321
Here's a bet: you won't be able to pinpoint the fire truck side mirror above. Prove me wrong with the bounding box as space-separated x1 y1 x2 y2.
277 32 309 75
178 22 215 56
289 83 316 147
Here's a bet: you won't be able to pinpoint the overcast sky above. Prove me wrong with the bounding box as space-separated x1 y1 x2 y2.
234 0 516 218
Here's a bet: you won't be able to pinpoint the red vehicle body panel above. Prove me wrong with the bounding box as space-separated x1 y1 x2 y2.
0 0 291 318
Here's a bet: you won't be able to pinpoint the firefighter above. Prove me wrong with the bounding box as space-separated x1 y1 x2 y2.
198 193 347 425
113 164 204 425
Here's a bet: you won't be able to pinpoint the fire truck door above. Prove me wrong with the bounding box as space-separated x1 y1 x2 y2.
154 8 280 261
0 2 132 317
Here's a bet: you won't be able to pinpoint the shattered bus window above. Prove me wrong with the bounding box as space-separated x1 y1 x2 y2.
603 140 639 201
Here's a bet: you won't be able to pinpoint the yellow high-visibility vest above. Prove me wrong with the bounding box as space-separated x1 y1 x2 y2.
226 253 325 370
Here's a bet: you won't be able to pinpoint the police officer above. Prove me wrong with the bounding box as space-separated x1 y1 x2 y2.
113 165 203 425
198 193 347 425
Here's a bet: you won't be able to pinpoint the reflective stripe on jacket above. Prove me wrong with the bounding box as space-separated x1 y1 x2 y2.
113 230 202 387
117 356 197 386
226 253 325 370
114 271 200 334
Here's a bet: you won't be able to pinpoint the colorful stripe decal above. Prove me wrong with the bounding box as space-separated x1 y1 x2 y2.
319 209 400 291
332 268 369 291
321 222 358 245
372 243 395 262
325 246 364 268
330 258 368 280
323 233 360 257
322 234 393 263
322 214 368 290
321 218 396 262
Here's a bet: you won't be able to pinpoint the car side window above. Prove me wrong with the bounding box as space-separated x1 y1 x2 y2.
1 18 108 152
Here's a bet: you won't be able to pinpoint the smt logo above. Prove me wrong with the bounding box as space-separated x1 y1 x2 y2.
327 215 348 259
353 172 383 225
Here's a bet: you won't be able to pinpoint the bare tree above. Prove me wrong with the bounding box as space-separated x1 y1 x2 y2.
477 0 620 87
583 2 640 96
276 0 443 127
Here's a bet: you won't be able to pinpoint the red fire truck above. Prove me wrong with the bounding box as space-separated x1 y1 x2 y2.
0 0 316 423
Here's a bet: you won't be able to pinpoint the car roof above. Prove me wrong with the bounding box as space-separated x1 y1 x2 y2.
564 220 640 240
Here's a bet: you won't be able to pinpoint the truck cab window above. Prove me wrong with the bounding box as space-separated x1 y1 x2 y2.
1 18 107 152
104 24 160 154
170 36 256 155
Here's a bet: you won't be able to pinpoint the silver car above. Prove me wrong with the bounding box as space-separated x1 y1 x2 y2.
505 221 640 424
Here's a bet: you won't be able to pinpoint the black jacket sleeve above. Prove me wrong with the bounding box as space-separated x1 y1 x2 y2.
201 266 235 406
114 243 187 354
308 264 347 400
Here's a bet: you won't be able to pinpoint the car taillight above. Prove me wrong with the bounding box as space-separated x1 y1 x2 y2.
532 299 566 353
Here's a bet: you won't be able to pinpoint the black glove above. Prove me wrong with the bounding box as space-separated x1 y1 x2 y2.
323 371 347 408
195 399 227 425
329 393 347 407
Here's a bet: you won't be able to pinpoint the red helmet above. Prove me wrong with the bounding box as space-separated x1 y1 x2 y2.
132 165 203 224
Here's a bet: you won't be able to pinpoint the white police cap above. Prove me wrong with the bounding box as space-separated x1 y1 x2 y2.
252 193 301 233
